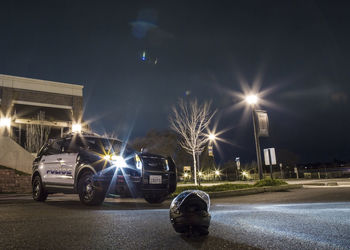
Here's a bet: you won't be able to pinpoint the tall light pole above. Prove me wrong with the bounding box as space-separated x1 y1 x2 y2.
207 133 216 181
245 94 264 180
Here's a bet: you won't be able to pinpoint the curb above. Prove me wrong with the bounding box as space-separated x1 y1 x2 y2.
207 184 303 198
303 181 338 186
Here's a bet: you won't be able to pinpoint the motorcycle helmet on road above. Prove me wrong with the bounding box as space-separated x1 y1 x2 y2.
170 190 211 236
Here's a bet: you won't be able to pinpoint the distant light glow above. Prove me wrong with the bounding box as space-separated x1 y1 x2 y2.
141 51 146 61
242 171 249 177
208 133 216 141
245 94 259 105
215 170 220 176
72 123 82 133
0 117 11 128
184 173 189 178
198 171 203 176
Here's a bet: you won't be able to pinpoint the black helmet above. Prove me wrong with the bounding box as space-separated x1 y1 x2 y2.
170 190 211 236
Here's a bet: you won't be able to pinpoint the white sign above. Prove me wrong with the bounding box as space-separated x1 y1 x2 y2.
235 157 240 170
264 148 277 165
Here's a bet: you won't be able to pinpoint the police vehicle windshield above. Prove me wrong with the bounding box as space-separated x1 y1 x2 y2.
84 137 135 156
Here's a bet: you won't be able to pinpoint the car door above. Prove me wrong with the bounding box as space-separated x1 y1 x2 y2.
40 140 63 184
58 138 79 186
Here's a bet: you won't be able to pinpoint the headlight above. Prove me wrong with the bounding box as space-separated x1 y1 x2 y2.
103 155 111 161
135 154 142 169
112 155 127 168
165 159 169 171
103 154 127 168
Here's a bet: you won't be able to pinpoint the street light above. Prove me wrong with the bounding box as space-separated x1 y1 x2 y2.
245 94 263 180
0 117 11 129
245 94 258 105
72 123 82 133
208 133 216 142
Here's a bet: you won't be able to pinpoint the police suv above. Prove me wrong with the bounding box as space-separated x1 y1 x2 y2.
32 132 177 205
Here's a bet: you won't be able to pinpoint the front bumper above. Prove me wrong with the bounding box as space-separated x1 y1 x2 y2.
109 171 170 197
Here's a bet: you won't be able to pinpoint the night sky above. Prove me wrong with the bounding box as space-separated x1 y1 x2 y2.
1 1 349 163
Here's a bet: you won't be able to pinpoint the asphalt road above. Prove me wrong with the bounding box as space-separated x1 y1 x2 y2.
1 187 350 250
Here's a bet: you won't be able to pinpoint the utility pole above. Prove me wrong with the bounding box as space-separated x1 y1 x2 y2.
252 109 263 180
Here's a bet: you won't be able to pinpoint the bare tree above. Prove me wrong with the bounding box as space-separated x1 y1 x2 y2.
25 111 51 153
169 99 216 185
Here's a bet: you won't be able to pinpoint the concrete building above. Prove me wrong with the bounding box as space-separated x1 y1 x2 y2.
0 74 84 173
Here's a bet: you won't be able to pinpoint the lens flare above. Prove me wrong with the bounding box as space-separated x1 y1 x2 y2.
0 117 11 128
72 123 82 133
245 94 259 105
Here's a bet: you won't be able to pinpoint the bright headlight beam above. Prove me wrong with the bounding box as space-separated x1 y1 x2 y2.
112 155 127 168
103 155 111 161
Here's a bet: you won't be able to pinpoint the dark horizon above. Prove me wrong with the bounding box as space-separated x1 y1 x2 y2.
1 0 349 164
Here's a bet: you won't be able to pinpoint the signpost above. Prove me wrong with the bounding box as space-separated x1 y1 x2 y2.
264 148 276 179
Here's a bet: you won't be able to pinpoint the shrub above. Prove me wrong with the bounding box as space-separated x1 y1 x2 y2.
254 179 287 187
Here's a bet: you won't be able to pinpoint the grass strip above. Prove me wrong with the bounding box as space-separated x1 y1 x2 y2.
172 179 288 197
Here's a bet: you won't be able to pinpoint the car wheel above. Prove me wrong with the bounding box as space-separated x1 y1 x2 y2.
78 171 106 206
32 175 48 202
144 195 167 204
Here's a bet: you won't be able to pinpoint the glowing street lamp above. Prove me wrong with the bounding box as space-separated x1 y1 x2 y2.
245 93 263 180
0 117 11 129
214 170 220 176
72 123 82 133
245 94 259 105
208 133 216 142
242 170 249 180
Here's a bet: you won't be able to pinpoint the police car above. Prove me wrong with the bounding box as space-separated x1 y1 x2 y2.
31 132 177 205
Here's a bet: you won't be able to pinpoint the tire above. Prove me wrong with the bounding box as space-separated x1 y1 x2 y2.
144 195 167 204
78 171 106 206
32 175 48 202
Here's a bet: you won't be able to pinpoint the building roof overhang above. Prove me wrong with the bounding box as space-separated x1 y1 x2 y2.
0 74 83 97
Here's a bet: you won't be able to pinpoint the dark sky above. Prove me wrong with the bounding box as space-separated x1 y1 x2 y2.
1 0 349 163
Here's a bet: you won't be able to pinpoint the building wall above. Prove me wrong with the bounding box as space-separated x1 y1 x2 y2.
0 136 35 174
0 169 31 193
